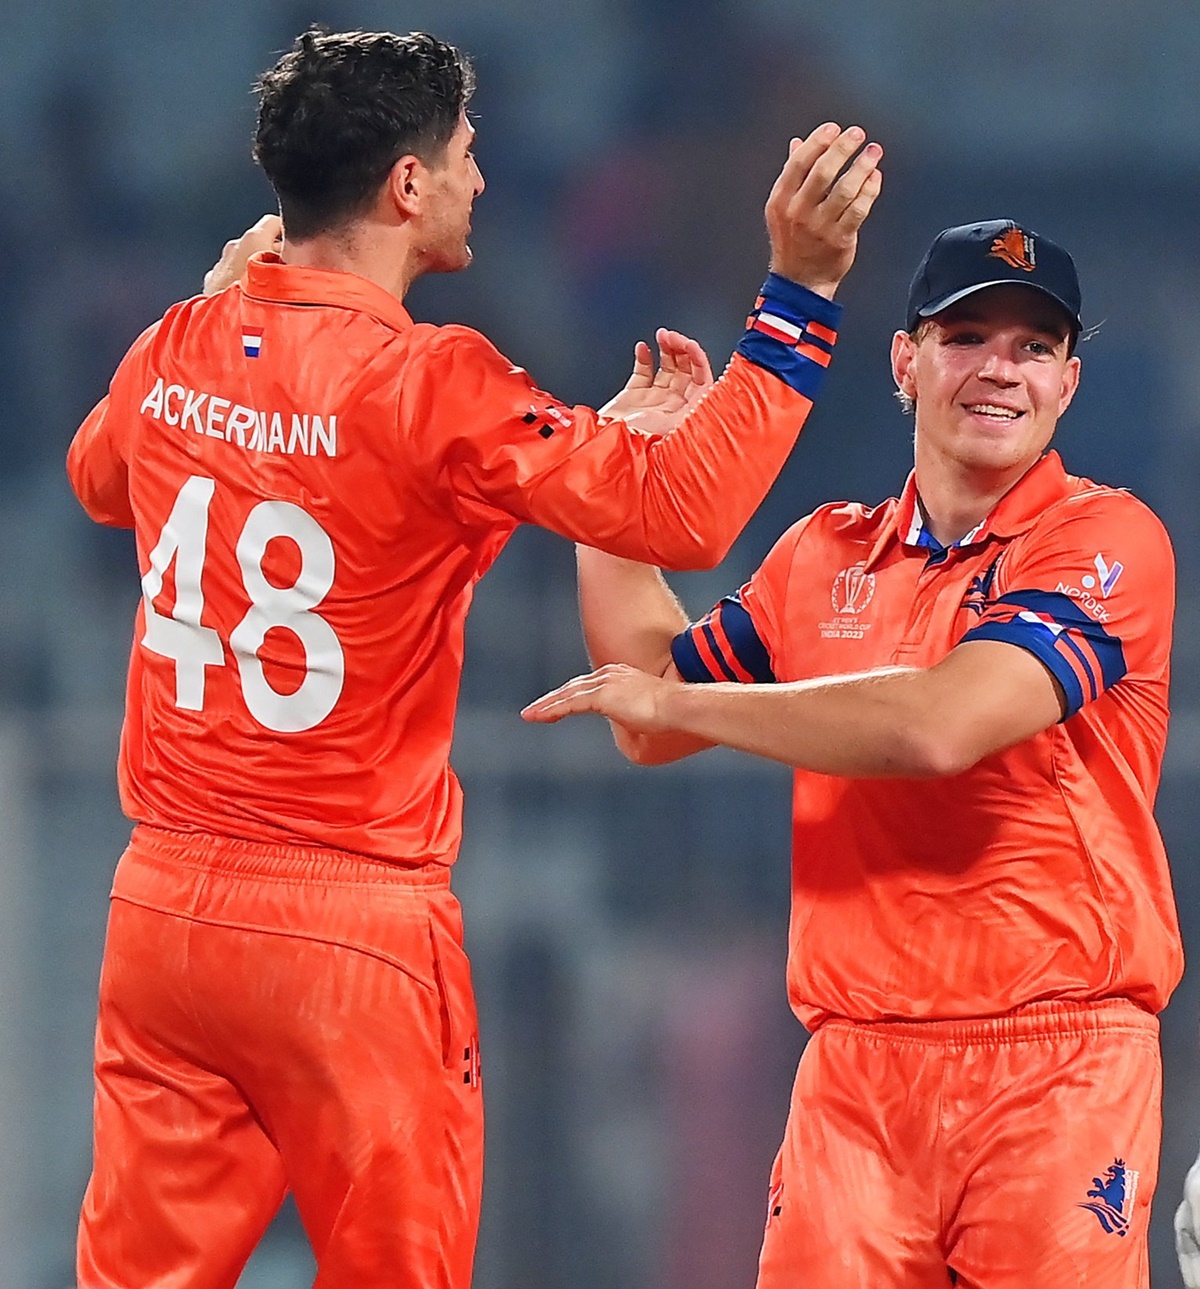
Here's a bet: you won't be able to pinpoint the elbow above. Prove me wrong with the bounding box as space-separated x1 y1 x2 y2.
654 530 732 574
614 728 664 766
897 723 981 779
613 727 689 767
689 534 734 572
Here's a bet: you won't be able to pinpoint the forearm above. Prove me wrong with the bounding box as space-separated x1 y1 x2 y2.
577 546 685 672
575 545 710 764
660 668 939 777
523 282 839 572
631 353 812 569
527 636 1062 776
655 639 1064 777
633 279 840 570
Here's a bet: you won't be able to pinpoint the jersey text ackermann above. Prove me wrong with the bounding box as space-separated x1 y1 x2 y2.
139 378 338 457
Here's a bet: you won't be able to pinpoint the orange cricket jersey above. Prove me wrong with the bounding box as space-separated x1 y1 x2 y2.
67 255 833 863
672 451 1182 1023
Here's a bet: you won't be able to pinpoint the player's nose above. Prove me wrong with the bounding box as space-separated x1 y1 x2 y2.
976 346 1019 383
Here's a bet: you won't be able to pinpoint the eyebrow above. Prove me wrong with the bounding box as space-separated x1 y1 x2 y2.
941 313 1068 342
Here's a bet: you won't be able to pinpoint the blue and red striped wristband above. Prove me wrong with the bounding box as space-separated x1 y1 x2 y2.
737 273 843 400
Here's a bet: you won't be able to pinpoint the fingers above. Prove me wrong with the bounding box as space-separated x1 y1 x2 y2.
653 327 682 390
654 328 715 401
623 340 655 391
229 214 284 255
766 121 840 211
767 124 883 218
819 142 884 227
251 212 283 237
598 329 714 428
684 334 715 390
765 121 883 295
242 213 284 255
521 663 664 730
846 162 884 229
793 127 871 210
627 329 709 400
630 333 706 393
768 122 879 217
521 674 604 723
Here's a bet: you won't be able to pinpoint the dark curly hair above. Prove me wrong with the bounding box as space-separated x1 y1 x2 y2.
253 28 475 240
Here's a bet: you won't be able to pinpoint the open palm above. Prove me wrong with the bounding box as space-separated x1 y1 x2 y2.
599 328 715 434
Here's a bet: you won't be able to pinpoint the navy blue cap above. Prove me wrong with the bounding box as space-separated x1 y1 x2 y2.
905 220 1082 334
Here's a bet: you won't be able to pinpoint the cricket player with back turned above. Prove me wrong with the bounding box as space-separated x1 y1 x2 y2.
66 24 883 1289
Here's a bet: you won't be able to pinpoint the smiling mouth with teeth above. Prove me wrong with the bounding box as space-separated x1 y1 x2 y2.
965 404 1022 418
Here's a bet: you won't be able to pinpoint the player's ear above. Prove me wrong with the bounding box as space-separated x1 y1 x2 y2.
386 155 424 218
1058 354 1081 418
891 329 918 401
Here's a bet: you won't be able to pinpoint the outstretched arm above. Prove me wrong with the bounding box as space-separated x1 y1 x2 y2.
430 124 883 572
523 639 1065 778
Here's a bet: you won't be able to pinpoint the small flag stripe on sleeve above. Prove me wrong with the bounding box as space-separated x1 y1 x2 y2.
960 589 1126 719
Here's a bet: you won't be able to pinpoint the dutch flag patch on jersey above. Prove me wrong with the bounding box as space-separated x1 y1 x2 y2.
242 327 263 358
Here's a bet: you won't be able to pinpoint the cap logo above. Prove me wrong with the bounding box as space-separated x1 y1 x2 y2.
989 227 1036 272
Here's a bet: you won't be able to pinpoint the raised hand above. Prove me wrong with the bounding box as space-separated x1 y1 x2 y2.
599 328 715 434
202 213 283 295
766 123 883 300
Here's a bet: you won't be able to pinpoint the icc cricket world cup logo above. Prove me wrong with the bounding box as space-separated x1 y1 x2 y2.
831 564 876 615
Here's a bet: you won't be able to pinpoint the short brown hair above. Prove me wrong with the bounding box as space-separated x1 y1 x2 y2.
253 27 475 240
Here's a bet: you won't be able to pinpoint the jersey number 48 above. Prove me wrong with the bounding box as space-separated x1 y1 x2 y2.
141 474 345 733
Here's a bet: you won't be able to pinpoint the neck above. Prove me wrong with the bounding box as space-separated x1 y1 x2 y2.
913 451 1042 547
281 221 421 301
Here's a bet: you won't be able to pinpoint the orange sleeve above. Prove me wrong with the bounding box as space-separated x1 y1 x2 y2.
66 324 158 529
961 490 1174 715
670 518 810 681
405 324 827 572
67 394 134 528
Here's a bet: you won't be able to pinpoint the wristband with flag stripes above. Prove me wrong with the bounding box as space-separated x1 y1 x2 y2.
737 273 843 400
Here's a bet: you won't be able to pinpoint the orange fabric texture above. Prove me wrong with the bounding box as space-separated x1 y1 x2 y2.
66 253 819 865
677 452 1180 1024
757 1001 1160 1288
77 826 482 1289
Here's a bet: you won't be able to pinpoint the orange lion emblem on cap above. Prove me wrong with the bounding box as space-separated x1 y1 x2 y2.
989 227 1036 272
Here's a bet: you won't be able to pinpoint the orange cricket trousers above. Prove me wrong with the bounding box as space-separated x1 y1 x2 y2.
757 1000 1160 1288
77 825 483 1289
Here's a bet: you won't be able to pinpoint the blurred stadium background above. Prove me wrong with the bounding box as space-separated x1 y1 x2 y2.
4 1 1200 1284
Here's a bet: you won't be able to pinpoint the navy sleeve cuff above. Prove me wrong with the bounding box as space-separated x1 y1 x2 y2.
736 274 844 400
670 627 719 683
